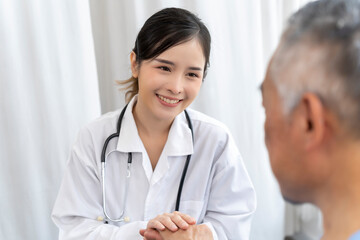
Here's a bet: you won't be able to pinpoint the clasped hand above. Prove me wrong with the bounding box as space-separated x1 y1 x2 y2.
140 211 208 240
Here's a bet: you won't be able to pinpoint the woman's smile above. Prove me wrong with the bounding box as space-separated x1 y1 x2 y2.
156 94 183 107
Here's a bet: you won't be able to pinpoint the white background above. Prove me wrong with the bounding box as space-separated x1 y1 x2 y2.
0 0 321 239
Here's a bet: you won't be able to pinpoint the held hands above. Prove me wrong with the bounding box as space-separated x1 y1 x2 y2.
156 224 213 240
139 211 196 240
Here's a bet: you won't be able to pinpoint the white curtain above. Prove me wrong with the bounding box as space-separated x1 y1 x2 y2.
0 0 100 239
1 0 321 239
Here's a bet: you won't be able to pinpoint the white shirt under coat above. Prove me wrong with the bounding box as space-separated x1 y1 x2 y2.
52 96 256 239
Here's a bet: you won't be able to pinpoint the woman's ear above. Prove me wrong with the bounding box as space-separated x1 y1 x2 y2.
130 51 139 78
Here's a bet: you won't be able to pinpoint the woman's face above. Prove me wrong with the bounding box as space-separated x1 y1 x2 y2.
131 38 205 122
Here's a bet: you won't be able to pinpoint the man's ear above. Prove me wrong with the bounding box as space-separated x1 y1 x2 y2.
130 51 139 78
299 93 326 150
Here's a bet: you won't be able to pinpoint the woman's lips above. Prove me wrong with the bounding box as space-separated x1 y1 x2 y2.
156 94 183 106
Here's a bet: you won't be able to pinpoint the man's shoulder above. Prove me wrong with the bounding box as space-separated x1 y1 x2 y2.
349 230 360 240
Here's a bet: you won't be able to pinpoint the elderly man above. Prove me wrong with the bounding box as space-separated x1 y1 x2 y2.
141 0 360 239
261 0 360 239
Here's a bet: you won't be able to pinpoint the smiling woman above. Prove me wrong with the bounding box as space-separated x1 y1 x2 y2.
51 7 256 240
131 39 204 127
119 7 210 104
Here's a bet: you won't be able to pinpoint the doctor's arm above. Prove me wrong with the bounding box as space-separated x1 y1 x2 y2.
141 165 255 240
51 127 146 240
201 135 257 240
141 134 256 240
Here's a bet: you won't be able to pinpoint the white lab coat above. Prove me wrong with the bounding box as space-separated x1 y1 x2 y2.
52 96 256 239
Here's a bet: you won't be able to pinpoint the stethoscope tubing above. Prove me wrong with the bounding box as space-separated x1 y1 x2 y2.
101 104 193 222
175 110 193 211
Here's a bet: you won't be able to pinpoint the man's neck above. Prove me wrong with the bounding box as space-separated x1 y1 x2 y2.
320 199 360 240
318 143 360 240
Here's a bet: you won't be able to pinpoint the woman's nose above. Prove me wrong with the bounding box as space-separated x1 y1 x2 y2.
167 74 184 94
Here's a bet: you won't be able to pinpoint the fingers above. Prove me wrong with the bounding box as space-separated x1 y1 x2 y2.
147 216 176 231
176 212 196 225
140 228 163 240
147 212 196 232
167 212 190 230
139 229 146 237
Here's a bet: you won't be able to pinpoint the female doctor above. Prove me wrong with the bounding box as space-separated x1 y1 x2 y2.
52 7 256 240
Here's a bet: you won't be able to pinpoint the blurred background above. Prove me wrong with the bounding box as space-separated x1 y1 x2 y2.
0 0 323 239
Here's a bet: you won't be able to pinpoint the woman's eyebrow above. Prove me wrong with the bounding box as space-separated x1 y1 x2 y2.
188 66 202 71
155 58 203 71
154 58 175 66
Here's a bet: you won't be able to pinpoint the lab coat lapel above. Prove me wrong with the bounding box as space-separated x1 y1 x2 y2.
115 97 154 182
151 111 194 185
116 97 143 153
166 111 194 156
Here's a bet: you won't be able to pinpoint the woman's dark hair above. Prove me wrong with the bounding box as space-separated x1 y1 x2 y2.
119 7 211 102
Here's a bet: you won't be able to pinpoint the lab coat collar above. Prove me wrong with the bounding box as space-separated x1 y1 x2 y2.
116 96 144 153
163 111 194 157
116 95 194 157
150 112 194 185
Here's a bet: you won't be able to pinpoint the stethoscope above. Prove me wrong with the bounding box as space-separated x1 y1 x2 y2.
100 104 194 223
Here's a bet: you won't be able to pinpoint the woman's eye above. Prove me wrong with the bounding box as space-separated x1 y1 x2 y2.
187 72 199 78
158 66 171 72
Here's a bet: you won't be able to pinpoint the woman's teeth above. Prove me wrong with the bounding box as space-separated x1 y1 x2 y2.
158 95 180 104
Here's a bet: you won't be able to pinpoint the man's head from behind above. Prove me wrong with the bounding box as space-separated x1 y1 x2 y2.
262 0 360 205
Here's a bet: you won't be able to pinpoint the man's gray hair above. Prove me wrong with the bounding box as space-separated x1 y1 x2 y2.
271 0 360 137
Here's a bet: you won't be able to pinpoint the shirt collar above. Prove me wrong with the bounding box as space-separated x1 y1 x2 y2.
116 95 194 156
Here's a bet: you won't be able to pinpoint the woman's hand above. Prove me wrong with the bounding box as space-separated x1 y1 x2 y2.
140 224 213 240
147 211 196 232
139 211 196 240
159 224 213 240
